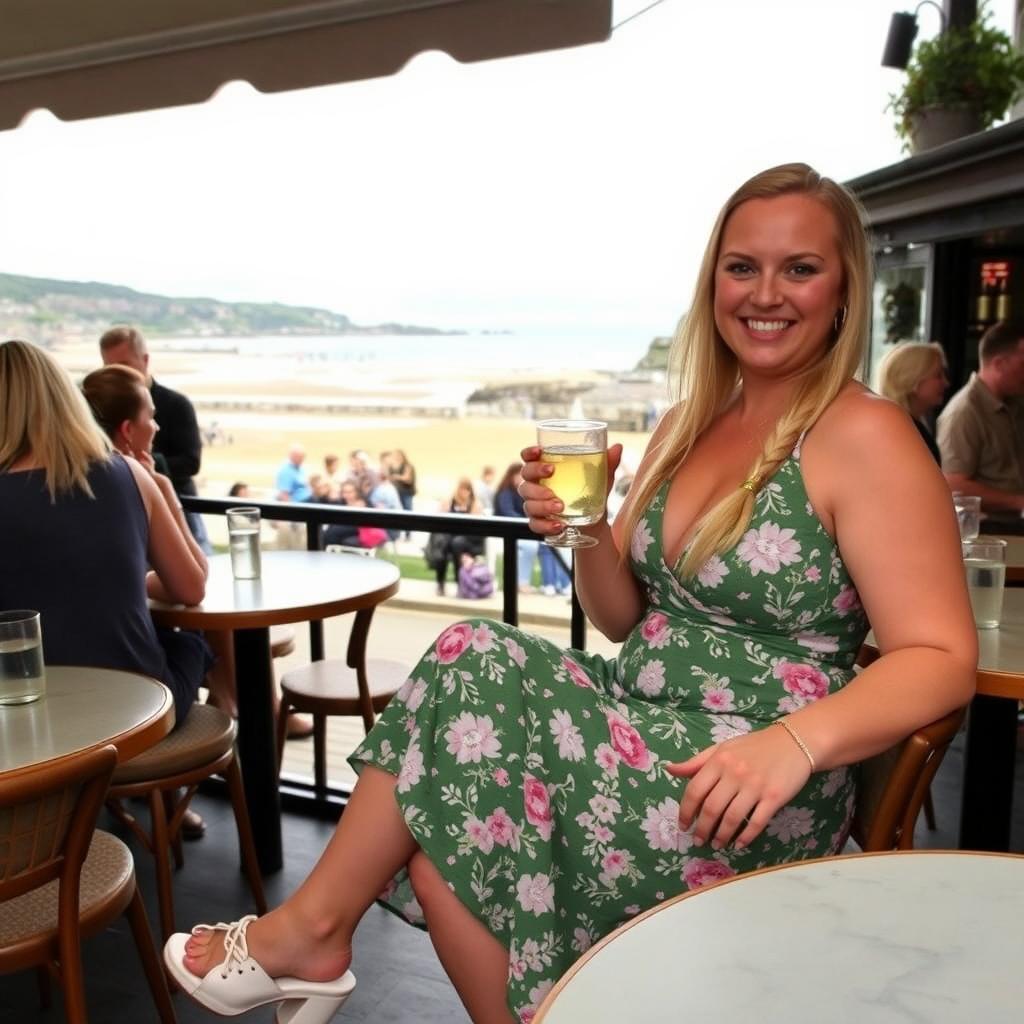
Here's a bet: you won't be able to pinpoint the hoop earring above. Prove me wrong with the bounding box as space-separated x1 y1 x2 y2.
833 305 848 335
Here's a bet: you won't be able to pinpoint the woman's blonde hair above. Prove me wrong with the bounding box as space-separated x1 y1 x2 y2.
81 363 149 441
620 163 871 579
0 339 110 498
876 342 945 412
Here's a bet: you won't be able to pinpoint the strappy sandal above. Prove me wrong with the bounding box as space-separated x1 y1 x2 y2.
164 915 356 1022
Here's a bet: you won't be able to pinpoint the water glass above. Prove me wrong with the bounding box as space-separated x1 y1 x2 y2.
963 538 1006 629
227 506 262 580
0 610 46 705
536 420 608 549
954 494 981 541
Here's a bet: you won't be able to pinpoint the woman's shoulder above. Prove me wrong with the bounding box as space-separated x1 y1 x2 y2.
812 383 919 453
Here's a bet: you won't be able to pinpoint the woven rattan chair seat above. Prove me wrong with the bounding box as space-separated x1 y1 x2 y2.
112 703 236 784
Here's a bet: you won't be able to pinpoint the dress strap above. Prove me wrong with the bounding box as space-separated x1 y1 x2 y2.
792 429 809 461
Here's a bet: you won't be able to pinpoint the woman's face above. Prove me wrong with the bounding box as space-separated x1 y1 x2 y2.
123 386 158 454
913 356 949 412
341 482 362 505
713 193 845 380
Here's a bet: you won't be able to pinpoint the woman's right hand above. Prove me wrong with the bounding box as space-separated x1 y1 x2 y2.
519 443 623 539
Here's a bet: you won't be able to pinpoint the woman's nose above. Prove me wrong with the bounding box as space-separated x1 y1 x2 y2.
751 275 783 307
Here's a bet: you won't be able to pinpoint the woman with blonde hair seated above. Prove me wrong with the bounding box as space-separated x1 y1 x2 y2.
876 341 948 464
0 341 209 728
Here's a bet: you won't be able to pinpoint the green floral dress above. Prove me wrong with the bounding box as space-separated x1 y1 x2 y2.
350 440 869 1022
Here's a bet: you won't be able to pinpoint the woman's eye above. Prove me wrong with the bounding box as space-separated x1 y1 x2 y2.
788 263 818 277
725 261 753 275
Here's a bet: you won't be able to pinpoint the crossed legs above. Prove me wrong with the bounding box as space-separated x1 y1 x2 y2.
181 765 513 1022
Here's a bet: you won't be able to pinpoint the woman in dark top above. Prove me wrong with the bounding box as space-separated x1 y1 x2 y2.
494 461 540 593
877 342 948 464
0 340 209 725
431 477 484 596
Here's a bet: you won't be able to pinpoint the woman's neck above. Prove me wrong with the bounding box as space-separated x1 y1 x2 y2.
906 396 928 420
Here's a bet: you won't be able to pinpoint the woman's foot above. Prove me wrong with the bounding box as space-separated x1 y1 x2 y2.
181 907 351 985
181 807 206 840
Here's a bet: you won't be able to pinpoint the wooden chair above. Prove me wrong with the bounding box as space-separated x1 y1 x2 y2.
850 704 967 851
105 703 267 942
276 606 408 792
0 744 175 1023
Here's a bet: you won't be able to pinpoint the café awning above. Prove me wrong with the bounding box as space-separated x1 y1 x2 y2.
0 0 612 130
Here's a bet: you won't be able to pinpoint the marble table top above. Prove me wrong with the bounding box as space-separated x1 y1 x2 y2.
535 851 1024 1023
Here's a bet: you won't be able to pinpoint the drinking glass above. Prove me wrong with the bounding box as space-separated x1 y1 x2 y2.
536 420 608 549
0 610 45 705
954 494 981 541
226 506 262 580
962 538 1006 629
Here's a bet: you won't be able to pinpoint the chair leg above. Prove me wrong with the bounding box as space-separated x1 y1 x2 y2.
35 965 51 1009
165 790 185 870
275 697 291 774
225 753 268 915
57 914 87 1024
313 714 328 795
923 784 937 830
125 883 178 1023
148 788 177 942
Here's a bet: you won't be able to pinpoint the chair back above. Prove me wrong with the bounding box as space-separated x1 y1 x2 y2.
0 745 117 906
850 706 965 851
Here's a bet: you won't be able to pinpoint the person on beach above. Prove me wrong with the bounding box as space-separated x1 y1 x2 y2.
100 325 211 554
429 477 485 596
876 342 948 464
494 461 540 594
274 443 312 548
166 164 976 1024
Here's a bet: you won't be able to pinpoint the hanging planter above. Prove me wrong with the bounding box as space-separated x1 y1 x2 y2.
887 2 1024 154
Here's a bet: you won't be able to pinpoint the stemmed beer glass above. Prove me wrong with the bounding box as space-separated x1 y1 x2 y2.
536 420 608 549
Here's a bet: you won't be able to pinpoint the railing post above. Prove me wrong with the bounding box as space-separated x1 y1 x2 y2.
502 536 519 627
306 519 325 660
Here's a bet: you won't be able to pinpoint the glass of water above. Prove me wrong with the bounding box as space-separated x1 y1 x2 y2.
963 538 1006 629
954 494 981 541
226 506 262 580
0 610 45 705
536 420 608 549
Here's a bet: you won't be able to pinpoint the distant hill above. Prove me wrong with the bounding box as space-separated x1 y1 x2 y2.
0 271 462 343
635 335 673 371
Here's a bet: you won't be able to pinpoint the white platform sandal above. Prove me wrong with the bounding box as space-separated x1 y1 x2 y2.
164 915 356 1022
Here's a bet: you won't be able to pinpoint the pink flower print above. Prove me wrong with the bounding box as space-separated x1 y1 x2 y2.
471 622 497 653
636 659 667 697
804 565 822 583
549 709 586 761
517 981 555 1024
594 742 620 775
561 655 593 690
697 554 729 589
599 848 633 881
572 927 593 953
736 521 802 575
766 805 815 842
465 815 495 854
640 611 671 649
832 584 862 616
606 711 654 771
624 904 641 916
701 684 736 713
516 872 555 915
503 636 527 668
493 767 511 787
630 518 655 562
593 824 614 843
523 775 553 840
773 660 830 704
435 622 473 664
795 629 839 654
575 811 595 828
395 675 426 711
642 796 694 853
588 794 622 824
486 807 519 847
683 858 737 890
396 743 425 793
445 712 502 763
509 957 527 982
820 767 846 798
709 714 752 744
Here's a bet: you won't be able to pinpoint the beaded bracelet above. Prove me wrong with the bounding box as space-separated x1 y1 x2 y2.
776 719 816 772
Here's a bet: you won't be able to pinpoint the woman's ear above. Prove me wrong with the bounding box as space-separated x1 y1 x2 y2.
117 419 134 452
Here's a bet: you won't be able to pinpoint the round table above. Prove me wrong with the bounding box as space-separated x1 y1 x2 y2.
863 588 1024 852
535 851 1024 1023
150 550 401 872
0 666 173 780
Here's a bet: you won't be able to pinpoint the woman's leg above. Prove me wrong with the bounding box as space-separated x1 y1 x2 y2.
182 765 416 982
408 852 514 1024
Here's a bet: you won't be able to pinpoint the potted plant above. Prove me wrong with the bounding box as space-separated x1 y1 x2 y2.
887 3 1024 154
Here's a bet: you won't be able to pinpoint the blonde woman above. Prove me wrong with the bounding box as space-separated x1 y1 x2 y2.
0 341 208 728
876 341 948 463
167 167 976 1024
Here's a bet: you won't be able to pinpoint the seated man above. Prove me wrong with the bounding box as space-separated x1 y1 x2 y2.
937 320 1024 511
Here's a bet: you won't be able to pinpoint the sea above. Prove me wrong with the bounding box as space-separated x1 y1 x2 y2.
156 328 659 374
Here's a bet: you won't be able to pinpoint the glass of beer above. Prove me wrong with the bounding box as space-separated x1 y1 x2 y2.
536 419 608 549
226 506 262 580
0 610 45 706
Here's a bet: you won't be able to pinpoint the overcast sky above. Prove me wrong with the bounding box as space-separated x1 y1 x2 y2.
0 0 1018 341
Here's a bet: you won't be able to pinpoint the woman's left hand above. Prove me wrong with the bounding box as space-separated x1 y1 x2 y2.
666 724 812 850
